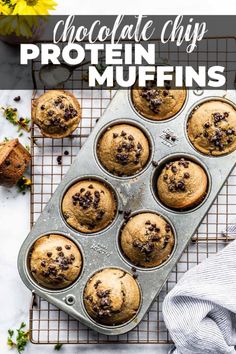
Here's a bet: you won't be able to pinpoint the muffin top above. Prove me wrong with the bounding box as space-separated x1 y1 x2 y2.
97 124 150 176
32 90 81 138
29 234 82 290
187 100 236 156
84 268 140 326
120 212 174 268
62 180 117 233
157 159 208 210
132 79 186 120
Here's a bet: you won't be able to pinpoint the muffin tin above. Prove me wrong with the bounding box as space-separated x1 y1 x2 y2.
18 89 236 335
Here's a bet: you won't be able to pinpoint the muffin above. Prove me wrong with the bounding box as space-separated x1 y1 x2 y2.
120 212 175 268
32 90 81 138
0 138 31 187
29 234 82 290
84 268 140 325
157 158 208 210
132 78 186 120
62 179 117 233
187 100 236 156
97 124 150 176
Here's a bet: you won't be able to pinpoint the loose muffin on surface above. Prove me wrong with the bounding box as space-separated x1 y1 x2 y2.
29 234 82 290
0 138 31 187
32 90 81 138
120 212 175 268
62 179 117 233
187 100 236 156
157 158 208 210
84 268 140 326
97 124 150 176
132 79 186 121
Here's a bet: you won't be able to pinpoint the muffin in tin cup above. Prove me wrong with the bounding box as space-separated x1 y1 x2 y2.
97 123 150 177
120 212 175 268
157 158 208 210
84 268 141 326
187 99 236 156
62 179 117 233
29 234 83 290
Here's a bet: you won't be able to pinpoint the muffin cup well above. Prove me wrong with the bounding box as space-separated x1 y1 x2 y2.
117 210 176 270
94 119 154 179
60 176 119 234
26 232 84 292
151 153 211 213
82 267 142 328
185 97 236 157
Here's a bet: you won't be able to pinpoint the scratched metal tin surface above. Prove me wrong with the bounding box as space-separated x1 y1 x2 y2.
18 88 236 335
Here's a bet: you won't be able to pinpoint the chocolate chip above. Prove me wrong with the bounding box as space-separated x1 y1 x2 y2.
152 160 158 167
47 110 54 117
47 252 52 257
5 160 11 166
56 246 62 251
113 133 118 138
57 156 62 165
171 165 177 174
204 122 210 128
88 184 93 189
124 209 131 220
94 280 102 289
165 224 171 232
177 181 185 190
40 105 45 110
65 245 71 250
184 172 190 179
41 261 46 267
163 90 169 96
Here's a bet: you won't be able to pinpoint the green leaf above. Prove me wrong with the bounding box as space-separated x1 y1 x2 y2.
54 343 63 351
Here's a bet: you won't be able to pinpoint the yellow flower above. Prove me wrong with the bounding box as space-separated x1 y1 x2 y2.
0 0 14 15
12 0 57 15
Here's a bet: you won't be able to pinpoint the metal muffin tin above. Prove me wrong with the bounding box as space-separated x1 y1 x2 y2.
18 89 236 335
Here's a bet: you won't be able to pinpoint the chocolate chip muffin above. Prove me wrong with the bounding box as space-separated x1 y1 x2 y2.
84 268 140 325
120 212 174 268
187 100 236 156
0 138 31 187
97 124 150 176
32 90 81 138
157 159 208 210
62 180 117 233
29 234 82 289
132 79 186 121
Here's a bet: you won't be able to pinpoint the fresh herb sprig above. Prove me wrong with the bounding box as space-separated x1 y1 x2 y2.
1 106 31 135
7 322 29 353
54 343 63 350
16 176 32 194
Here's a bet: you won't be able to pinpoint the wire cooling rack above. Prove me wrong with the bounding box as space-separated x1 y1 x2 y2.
29 37 236 344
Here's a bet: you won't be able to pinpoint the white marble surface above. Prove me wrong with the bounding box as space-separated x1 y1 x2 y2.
1 1 236 354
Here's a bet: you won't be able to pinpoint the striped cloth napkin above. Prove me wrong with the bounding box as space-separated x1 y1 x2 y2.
163 240 236 354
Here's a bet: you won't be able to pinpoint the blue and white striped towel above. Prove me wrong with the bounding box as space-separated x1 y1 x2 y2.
163 240 236 354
